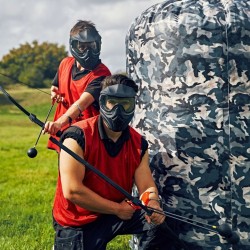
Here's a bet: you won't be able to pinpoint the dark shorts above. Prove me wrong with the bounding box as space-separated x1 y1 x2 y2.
53 209 159 250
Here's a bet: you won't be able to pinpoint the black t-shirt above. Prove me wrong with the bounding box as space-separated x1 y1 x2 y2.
60 116 148 159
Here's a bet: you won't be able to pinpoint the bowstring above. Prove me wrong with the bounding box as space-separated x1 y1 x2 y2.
0 72 50 96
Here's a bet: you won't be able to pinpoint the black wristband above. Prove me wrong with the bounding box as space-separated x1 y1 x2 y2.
64 114 73 125
68 116 73 125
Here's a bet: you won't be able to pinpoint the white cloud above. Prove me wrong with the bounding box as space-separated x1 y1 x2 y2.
0 0 162 73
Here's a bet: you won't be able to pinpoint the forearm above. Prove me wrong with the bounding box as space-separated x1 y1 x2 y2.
56 92 94 127
44 103 83 134
135 150 160 199
56 104 82 127
65 184 121 215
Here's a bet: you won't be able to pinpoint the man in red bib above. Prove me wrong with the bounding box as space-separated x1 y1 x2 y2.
44 20 111 152
52 74 165 249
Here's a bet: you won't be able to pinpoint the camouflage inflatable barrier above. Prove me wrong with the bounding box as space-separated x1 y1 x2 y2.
126 0 250 249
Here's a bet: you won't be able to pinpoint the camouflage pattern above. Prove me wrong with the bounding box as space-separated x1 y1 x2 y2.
126 0 250 249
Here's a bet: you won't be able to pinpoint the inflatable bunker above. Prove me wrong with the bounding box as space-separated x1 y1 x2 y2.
126 0 250 249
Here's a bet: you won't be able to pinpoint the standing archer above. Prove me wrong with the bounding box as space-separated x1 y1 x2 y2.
52 74 165 249
44 20 111 152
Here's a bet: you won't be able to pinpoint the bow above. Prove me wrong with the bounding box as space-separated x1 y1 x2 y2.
0 85 240 248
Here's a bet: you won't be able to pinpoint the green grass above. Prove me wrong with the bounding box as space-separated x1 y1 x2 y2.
0 85 131 249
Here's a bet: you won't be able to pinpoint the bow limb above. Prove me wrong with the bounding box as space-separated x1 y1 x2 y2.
0 85 44 128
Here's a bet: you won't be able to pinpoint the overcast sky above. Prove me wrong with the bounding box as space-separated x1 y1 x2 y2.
0 0 162 73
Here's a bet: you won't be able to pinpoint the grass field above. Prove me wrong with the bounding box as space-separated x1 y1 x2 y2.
0 85 131 250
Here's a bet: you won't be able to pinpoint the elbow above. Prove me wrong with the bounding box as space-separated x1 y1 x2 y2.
62 187 79 202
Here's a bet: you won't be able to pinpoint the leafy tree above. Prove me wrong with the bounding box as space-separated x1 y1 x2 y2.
0 40 68 88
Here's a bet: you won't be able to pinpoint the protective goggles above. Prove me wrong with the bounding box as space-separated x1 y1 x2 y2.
100 95 135 113
71 40 98 54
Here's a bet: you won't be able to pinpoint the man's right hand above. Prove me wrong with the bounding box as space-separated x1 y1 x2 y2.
43 121 62 135
115 200 136 220
51 86 64 103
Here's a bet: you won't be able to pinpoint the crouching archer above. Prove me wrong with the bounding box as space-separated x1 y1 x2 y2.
52 74 165 250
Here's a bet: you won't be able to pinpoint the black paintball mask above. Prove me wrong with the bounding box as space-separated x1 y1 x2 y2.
69 28 101 70
99 84 137 132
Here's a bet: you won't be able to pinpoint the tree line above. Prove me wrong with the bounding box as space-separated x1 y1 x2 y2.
0 40 68 88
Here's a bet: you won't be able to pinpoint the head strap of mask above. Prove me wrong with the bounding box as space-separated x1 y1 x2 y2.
100 84 136 98
99 84 137 132
69 28 101 69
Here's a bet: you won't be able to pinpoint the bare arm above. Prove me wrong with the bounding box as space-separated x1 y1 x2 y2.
57 92 94 126
134 150 166 225
44 92 94 135
59 138 135 220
